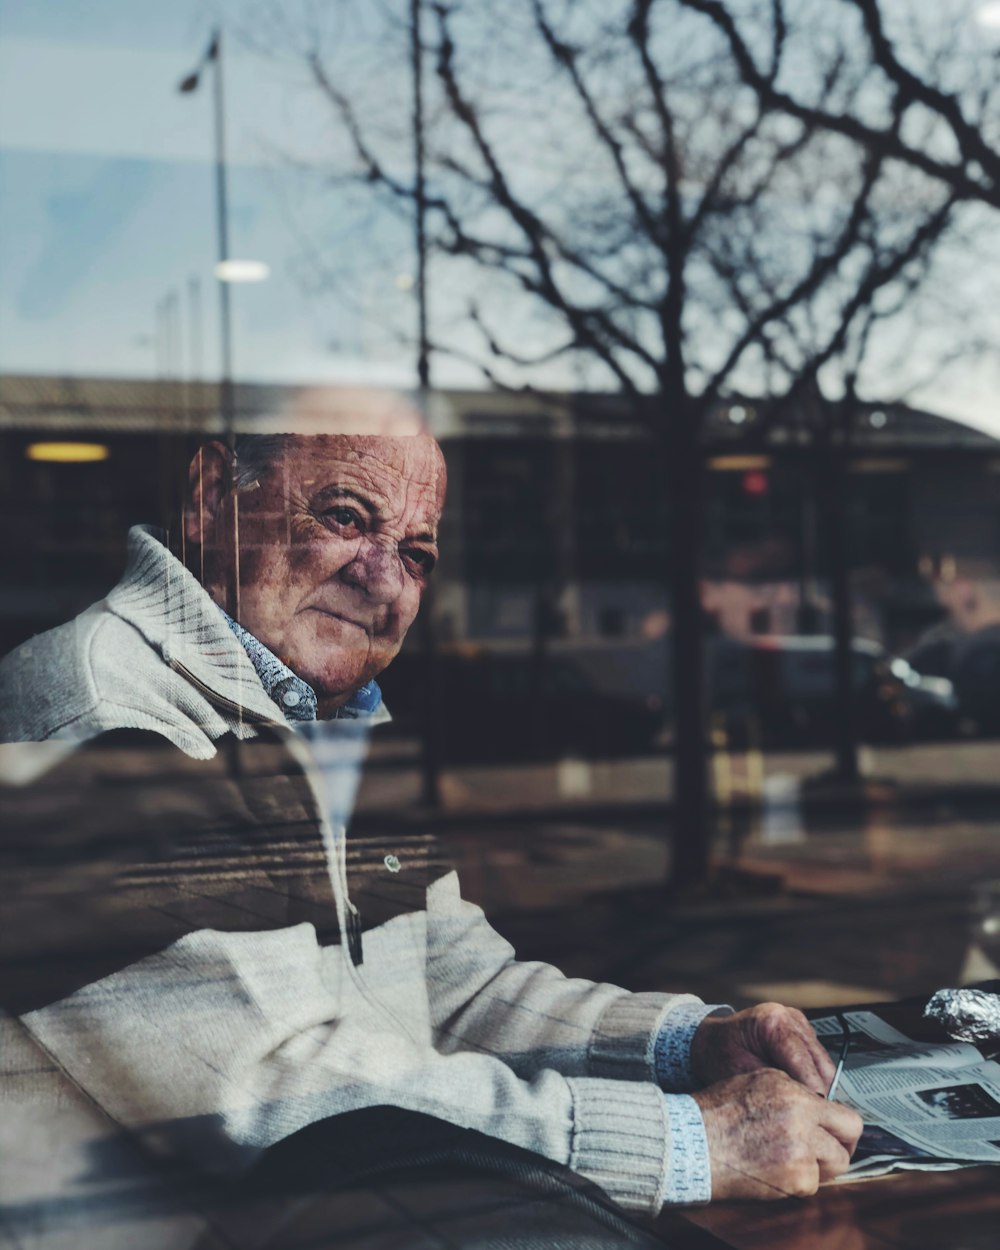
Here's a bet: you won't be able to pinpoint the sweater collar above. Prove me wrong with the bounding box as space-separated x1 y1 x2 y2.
105 526 284 726
106 527 390 727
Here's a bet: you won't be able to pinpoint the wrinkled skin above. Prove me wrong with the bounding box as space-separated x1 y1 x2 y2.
691 1002 836 1095
691 1004 864 1199
186 434 446 716
693 1069 863 1201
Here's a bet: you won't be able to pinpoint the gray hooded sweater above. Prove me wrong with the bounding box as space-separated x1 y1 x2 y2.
0 527 710 1242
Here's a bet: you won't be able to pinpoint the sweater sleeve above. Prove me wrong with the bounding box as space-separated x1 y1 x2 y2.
425 871 706 1083
23 924 680 1215
653 1001 734 1091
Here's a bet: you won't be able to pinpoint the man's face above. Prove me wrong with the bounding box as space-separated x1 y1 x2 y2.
203 434 445 716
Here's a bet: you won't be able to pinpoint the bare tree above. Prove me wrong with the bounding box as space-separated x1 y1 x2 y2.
682 0 1000 782
241 0 987 886
680 0 1000 211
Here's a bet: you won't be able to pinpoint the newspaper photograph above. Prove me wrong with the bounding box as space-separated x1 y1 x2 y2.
811 1010 1000 1179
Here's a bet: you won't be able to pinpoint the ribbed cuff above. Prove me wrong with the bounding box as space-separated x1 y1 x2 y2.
663 1094 712 1204
653 1003 732 1092
589 992 706 1082
566 1077 671 1215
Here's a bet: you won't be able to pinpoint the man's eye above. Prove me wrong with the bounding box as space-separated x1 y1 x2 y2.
323 506 362 530
403 548 437 576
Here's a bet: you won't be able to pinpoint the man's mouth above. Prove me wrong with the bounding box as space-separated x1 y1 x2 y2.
309 607 372 635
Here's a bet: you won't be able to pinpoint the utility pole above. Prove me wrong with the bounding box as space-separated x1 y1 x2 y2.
412 0 442 808
179 29 235 440
412 0 430 395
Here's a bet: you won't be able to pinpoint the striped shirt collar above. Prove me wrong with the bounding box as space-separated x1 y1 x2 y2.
218 608 383 723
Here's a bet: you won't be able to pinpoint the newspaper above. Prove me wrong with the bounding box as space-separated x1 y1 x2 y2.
812 1010 1000 1179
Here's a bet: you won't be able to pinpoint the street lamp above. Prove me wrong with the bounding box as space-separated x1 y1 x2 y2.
215 259 270 283
976 3 1000 27
179 29 270 436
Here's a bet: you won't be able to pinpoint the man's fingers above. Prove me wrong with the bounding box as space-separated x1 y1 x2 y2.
818 1099 865 1154
791 1023 837 1091
813 1127 852 1183
756 1008 833 1094
782 1032 830 1094
790 1026 834 1089
785 1009 838 1086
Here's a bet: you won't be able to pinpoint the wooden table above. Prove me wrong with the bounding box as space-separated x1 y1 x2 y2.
654 996 1000 1250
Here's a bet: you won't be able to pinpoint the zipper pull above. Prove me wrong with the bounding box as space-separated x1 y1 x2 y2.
347 906 364 966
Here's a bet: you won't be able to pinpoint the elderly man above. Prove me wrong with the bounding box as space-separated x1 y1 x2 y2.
0 395 860 1247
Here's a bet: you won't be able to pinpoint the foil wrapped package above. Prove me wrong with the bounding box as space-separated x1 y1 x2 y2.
924 988 1000 1044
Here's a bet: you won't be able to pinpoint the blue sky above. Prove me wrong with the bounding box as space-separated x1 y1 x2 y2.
0 0 204 49
0 0 426 388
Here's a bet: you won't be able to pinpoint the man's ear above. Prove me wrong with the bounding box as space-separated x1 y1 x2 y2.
184 442 234 547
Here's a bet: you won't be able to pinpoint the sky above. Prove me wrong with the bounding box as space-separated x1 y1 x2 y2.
0 0 430 390
3 0 1000 436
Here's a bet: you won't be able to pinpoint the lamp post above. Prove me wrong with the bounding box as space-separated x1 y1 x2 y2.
410 0 443 809
411 0 430 395
179 29 235 439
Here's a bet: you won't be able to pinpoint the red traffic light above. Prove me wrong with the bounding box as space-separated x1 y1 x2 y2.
742 470 769 496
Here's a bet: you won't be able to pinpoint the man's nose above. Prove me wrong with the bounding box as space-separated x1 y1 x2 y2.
341 538 404 603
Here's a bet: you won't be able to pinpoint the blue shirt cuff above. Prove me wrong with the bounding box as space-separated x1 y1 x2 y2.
653 1003 732 1091
663 1093 712 1205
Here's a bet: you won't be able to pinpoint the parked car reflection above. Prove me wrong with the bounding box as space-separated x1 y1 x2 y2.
907 624 1000 736
707 635 958 748
380 645 666 762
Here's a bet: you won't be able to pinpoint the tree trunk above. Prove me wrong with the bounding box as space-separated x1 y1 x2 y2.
822 425 860 784
664 393 712 890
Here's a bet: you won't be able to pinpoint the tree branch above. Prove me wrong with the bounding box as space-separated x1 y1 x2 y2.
697 134 889 401
531 0 665 247
675 0 1000 208
806 192 958 384
847 0 1000 187
431 2 654 389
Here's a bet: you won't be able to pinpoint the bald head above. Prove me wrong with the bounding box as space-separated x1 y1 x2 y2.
231 387 432 488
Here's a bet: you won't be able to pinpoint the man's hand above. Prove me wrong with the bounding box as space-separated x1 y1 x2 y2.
692 1069 864 1200
690 1002 835 1096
